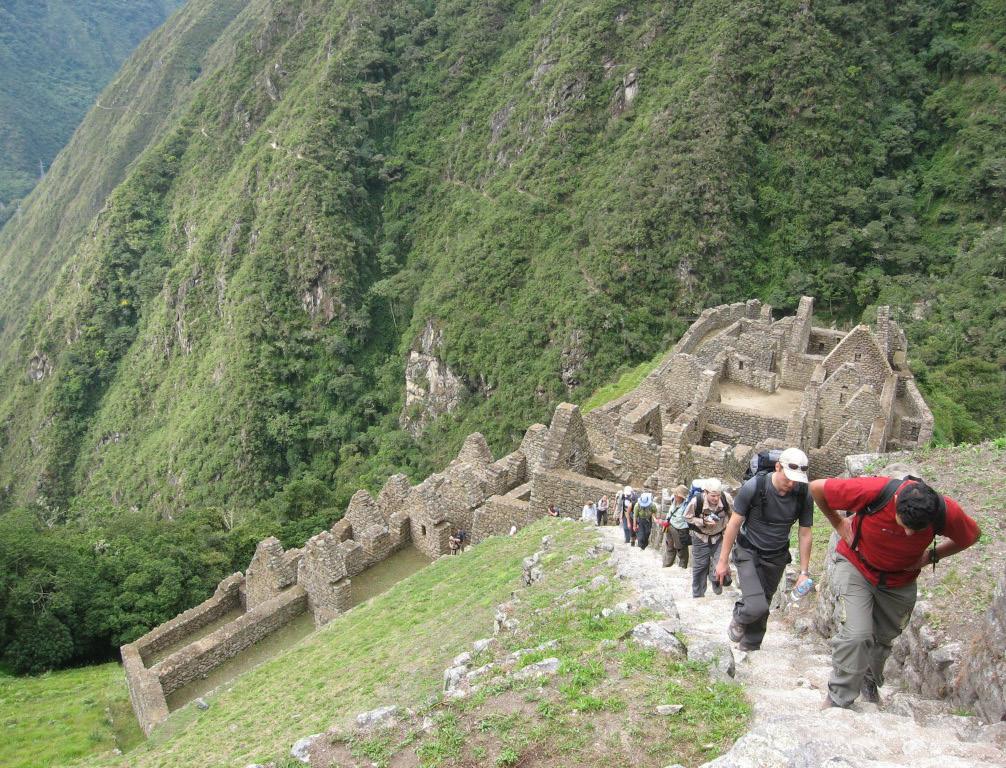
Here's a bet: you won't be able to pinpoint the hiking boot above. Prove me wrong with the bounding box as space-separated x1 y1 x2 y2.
820 695 839 709
711 581 723 595
860 677 881 704
728 619 745 643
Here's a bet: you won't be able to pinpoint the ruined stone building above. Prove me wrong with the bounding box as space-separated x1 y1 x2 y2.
124 296 932 734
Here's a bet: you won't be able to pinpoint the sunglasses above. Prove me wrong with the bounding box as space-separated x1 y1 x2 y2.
784 462 809 472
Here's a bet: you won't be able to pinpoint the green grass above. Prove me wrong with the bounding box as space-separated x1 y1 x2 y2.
75 521 591 768
69 518 750 768
0 662 142 768
581 351 665 413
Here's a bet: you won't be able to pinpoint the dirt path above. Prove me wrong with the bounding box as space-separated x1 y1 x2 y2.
599 526 1006 768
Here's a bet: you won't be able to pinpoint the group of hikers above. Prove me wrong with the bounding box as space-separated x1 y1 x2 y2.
577 446 980 709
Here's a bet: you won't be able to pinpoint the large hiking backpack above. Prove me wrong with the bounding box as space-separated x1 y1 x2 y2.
743 449 783 482
850 476 946 565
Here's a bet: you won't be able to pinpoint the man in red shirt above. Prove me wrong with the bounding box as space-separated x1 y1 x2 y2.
810 474 980 708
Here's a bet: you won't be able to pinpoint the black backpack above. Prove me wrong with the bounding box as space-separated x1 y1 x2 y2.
850 476 946 564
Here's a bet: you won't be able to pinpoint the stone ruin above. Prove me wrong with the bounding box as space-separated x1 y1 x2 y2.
124 296 932 734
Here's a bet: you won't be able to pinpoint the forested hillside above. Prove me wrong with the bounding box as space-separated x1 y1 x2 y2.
0 0 1003 674
0 0 183 218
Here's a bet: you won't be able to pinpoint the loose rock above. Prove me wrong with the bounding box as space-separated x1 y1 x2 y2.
356 705 398 731
630 621 686 657
290 734 320 764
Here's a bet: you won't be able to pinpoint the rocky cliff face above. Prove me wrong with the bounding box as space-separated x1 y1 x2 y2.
400 320 467 437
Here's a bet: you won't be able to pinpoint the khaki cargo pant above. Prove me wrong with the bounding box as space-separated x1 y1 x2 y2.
828 556 917 708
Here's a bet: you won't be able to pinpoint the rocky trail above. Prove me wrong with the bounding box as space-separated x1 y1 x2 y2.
599 525 1006 768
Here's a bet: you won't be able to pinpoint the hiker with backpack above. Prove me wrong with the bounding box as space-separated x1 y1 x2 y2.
716 448 815 652
662 484 691 568
596 495 610 526
810 468 980 709
617 485 637 545
684 478 732 597
632 492 656 550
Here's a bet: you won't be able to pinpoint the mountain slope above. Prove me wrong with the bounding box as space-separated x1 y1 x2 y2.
0 0 1003 672
0 0 183 213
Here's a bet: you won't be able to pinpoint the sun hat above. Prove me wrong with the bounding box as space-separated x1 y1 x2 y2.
703 478 722 494
623 485 633 495
638 492 653 508
778 447 810 483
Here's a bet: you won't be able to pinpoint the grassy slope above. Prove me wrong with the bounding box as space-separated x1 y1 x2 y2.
69 520 746 768
0 663 141 768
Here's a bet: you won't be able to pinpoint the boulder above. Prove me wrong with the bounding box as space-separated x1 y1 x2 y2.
630 621 686 657
356 705 398 730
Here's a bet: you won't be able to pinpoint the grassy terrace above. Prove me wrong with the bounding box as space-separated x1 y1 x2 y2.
0 663 142 768
70 519 747 768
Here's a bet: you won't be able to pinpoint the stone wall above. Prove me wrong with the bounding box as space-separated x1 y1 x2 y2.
155 587 309 696
132 574 244 665
779 350 823 389
952 564 1006 723
122 645 169 736
821 325 891 392
704 403 788 445
674 300 761 356
471 495 535 544
245 538 299 610
298 531 351 626
529 468 621 519
725 352 777 391
539 403 591 474
808 327 845 356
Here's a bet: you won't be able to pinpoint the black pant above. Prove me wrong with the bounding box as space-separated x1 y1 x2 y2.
731 542 790 649
636 517 653 549
596 507 608 526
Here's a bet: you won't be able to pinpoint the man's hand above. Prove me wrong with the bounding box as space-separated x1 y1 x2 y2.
714 560 730 584
795 572 811 589
835 516 854 547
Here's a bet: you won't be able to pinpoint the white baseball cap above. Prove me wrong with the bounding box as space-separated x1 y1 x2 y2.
778 447 810 483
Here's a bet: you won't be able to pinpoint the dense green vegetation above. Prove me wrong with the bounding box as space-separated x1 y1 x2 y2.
0 0 182 215
0 0 1004 675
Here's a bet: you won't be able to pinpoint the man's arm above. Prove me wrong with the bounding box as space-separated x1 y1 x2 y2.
796 525 812 586
715 513 743 583
809 479 853 546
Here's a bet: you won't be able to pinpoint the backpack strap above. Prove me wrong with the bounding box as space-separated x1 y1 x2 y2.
850 476 947 558
850 477 904 552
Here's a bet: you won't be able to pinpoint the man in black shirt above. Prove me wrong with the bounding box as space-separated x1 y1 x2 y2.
715 447 815 650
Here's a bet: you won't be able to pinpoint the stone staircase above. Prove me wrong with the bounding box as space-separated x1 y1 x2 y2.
599 526 1006 768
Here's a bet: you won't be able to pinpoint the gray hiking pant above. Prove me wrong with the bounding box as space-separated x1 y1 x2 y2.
731 543 790 649
690 532 723 597
827 556 917 708
662 527 689 568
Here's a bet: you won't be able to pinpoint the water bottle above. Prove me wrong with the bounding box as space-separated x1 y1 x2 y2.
792 577 814 601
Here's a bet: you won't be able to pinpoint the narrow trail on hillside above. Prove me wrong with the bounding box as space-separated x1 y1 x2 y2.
599 525 1006 768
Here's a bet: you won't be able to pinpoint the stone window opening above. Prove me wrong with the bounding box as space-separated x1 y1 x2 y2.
737 359 744 370
420 524 427 538
839 386 848 405
854 352 862 362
